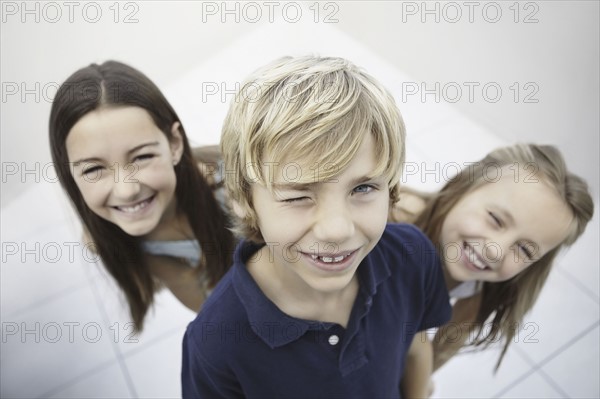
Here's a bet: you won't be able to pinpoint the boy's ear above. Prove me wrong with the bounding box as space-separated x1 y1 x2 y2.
170 122 184 165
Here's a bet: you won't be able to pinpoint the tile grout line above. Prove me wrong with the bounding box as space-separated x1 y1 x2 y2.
37 358 117 398
406 114 457 136
84 259 138 398
2 282 89 320
511 346 570 398
1 220 75 243
493 320 600 397
33 274 189 397
121 321 189 359
554 266 600 305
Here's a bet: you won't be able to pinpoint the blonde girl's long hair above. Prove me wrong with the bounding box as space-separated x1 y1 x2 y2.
412 144 594 369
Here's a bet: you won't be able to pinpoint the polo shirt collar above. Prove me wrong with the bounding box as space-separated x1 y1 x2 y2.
232 240 392 348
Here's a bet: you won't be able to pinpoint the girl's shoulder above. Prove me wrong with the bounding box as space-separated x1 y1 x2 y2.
389 189 428 224
193 145 224 188
449 280 483 300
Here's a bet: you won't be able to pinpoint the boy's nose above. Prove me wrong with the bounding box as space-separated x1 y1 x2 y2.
312 203 355 244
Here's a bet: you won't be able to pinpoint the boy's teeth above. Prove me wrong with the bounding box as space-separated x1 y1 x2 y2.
310 254 347 263
322 255 345 263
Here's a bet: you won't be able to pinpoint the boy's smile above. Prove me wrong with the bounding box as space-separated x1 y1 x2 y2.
247 133 390 301
301 248 360 272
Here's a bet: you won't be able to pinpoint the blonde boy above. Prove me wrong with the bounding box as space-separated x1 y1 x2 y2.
182 56 451 398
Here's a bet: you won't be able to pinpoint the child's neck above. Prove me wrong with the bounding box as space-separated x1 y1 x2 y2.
247 246 359 328
443 266 463 292
144 199 194 242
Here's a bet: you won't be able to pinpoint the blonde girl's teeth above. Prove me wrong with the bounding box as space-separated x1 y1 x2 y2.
465 245 485 269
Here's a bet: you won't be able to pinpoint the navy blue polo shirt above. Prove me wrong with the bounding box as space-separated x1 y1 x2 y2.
182 223 451 398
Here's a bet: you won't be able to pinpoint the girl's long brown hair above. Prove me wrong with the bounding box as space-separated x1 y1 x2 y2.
49 61 235 331
409 144 594 369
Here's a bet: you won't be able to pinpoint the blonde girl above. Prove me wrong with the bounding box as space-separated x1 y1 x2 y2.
397 143 594 397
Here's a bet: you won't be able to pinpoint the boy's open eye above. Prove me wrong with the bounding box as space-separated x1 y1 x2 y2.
352 184 376 195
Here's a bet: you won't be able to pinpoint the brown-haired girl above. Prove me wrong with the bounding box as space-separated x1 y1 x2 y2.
49 61 235 331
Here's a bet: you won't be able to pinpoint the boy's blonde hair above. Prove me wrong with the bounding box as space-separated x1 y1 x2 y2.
221 56 406 241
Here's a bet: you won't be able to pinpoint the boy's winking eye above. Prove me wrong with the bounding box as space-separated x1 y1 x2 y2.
270 176 386 205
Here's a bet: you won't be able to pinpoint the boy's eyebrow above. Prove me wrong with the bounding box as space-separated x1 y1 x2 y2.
271 175 381 191
72 141 160 166
350 175 383 186
271 182 314 191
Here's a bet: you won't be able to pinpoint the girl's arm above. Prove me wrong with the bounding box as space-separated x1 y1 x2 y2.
147 255 207 313
432 293 482 371
402 332 434 398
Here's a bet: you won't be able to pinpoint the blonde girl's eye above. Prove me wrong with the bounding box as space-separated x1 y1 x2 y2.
518 242 536 261
488 211 503 227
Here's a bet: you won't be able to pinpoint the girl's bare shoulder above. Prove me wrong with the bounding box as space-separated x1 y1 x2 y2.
193 145 222 186
390 189 428 224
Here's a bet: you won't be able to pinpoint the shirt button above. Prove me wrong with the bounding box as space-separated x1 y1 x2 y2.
328 335 339 346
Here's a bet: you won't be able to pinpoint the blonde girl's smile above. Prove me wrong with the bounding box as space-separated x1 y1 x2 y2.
461 242 492 271
440 169 574 287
